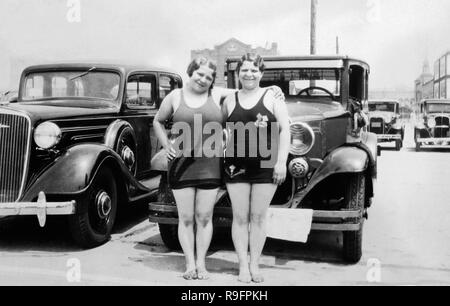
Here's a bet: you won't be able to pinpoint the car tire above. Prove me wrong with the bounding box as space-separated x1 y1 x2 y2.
343 173 365 263
69 167 118 248
415 142 421 152
395 139 402 151
157 174 181 251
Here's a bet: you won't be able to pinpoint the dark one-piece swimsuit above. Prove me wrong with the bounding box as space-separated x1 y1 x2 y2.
168 90 223 190
224 90 278 184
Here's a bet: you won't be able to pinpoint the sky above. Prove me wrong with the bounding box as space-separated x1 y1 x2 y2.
0 0 449 92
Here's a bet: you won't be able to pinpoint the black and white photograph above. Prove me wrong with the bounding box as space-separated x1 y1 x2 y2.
0 0 449 289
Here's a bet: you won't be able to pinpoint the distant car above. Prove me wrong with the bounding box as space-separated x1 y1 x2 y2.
0 63 182 248
367 100 404 151
414 99 450 151
150 55 378 263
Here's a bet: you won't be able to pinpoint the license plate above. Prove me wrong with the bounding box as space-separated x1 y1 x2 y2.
371 122 382 128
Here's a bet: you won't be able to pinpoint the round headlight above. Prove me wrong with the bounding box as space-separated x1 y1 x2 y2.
290 122 315 155
427 118 436 128
34 122 62 149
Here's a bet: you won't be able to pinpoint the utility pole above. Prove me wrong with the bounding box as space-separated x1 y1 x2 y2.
310 0 318 55
336 36 340 54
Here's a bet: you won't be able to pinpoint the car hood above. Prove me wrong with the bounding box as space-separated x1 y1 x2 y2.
286 99 348 123
0 100 118 122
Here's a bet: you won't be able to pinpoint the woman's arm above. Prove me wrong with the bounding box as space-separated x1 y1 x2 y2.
153 90 177 160
270 92 291 185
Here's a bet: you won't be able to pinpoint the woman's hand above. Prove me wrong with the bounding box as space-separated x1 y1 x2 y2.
273 161 287 185
165 144 177 161
269 86 285 102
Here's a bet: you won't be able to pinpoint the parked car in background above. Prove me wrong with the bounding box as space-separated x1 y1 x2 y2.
367 100 404 151
150 55 378 263
0 63 182 248
414 99 450 151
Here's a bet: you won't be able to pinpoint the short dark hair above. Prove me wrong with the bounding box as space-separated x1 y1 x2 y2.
237 53 265 74
186 57 217 88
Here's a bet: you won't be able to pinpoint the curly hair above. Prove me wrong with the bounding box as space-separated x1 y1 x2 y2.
186 57 217 89
236 53 265 74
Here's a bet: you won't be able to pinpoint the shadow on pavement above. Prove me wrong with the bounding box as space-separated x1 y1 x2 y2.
0 200 151 252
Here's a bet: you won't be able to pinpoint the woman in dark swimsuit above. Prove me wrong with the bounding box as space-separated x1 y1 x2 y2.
223 53 291 283
153 57 227 280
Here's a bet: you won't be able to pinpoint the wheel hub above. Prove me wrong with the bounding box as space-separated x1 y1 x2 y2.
121 146 135 170
96 190 112 219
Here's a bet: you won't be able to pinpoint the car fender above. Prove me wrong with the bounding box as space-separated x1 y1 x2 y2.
104 119 136 150
292 145 373 207
150 149 168 172
21 144 138 201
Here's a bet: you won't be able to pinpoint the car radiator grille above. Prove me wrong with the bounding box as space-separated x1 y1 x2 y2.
433 116 450 138
370 118 384 135
0 112 31 202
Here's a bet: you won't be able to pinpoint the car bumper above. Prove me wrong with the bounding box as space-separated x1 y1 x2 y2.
416 137 450 145
149 203 363 232
377 134 402 141
0 192 76 227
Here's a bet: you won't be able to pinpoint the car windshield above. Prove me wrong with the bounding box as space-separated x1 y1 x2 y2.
426 103 450 113
260 68 341 100
369 102 396 112
22 70 121 101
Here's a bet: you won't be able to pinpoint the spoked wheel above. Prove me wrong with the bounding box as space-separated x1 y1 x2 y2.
69 167 118 248
343 173 365 263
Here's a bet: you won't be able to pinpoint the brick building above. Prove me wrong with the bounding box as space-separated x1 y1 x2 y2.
191 38 278 87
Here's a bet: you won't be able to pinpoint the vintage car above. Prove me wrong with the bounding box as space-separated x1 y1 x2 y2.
0 63 182 248
149 55 378 263
367 100 404 151
414 99 450 151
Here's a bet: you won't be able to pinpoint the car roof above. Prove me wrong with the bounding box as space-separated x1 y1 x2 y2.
227 55 369 67
421 99 450 104
22 62 180 76
369 100 399 104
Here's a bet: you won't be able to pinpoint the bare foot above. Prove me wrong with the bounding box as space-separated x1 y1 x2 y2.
238 267 252 283
182 269 197 280
250 266 264 283
196 269 210 280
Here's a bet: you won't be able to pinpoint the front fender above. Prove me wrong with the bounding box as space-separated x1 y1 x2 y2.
22 144 134 201
291 145 372 207
150 149 168 172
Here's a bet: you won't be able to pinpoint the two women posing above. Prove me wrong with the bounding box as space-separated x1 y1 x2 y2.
153 54 290 283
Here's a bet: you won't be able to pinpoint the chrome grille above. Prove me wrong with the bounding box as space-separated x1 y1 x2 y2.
0 110 31 202
370 118 384 135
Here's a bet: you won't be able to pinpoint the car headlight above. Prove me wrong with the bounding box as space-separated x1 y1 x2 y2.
290 122 315 155
427 118 436 128
34 122 62 149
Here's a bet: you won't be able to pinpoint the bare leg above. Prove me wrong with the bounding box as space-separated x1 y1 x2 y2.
195 188 219 280
249 183 278 283
226 183 252 283
173 188 196 279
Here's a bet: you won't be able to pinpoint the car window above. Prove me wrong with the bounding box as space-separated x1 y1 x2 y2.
126 74 156 109
23 71 120 101
159 74 179 100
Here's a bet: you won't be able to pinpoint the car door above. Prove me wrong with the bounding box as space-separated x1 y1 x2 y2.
123 72 158 179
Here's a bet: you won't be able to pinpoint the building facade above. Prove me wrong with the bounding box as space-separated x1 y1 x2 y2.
191 38 278 87
415 52 450 107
